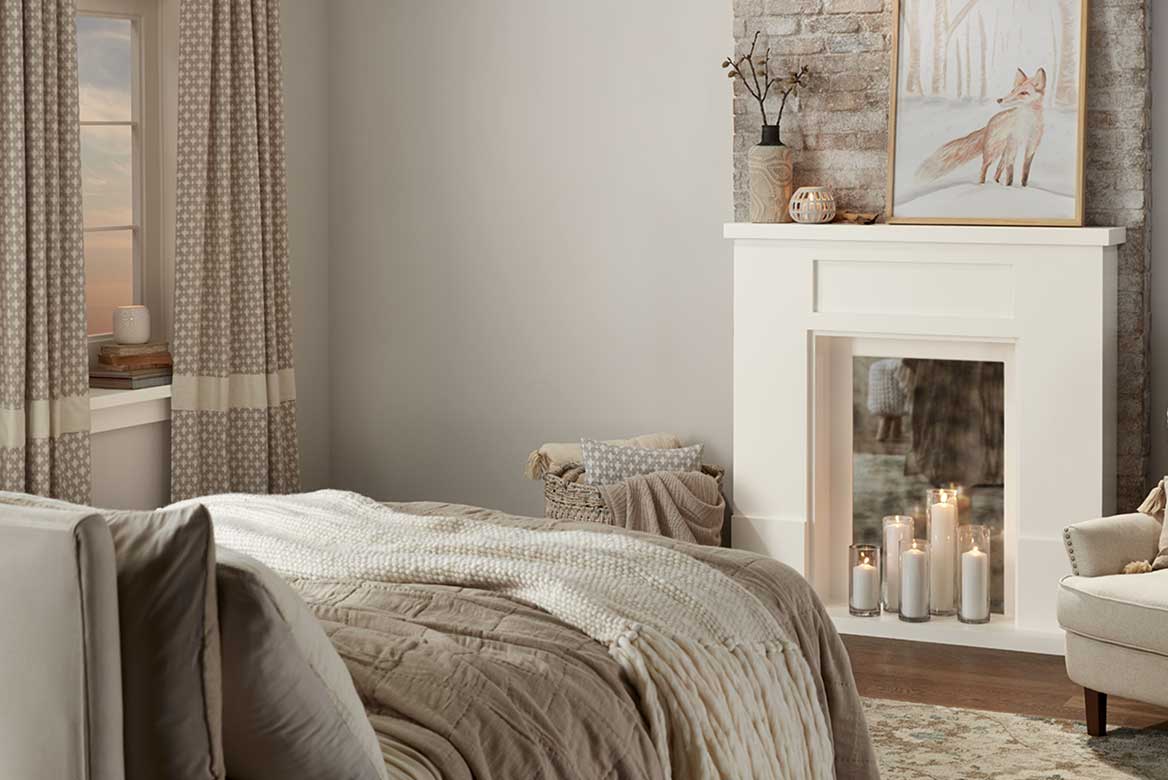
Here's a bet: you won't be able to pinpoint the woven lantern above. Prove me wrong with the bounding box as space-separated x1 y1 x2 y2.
788 186 837 224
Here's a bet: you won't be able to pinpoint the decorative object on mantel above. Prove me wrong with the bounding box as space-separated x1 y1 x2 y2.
886 0 1087 225
112 304 151 344
90 341 173 390
898 538 931 623
723 32 809 224
788 186 836 224
849 544 881 616
959 525 991 623
927 488 960 616
837 211 880 225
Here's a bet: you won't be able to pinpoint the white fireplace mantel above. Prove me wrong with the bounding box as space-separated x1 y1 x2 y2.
726 222 1125 655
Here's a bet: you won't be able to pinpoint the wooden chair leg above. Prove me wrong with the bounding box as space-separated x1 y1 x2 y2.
1085 688 1107 737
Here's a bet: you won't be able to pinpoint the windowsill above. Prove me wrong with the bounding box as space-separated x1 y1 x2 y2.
90 384 172 434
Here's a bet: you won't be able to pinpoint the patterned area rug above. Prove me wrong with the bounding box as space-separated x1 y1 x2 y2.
864 698 1168 779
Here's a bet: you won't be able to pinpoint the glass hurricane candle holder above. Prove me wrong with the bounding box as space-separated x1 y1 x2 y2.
849 544 881 617
926 488 960 616
959 525 991 624
881 516 914 614
898 538 931 623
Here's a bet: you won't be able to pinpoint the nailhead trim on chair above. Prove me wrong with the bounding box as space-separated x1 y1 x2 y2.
1063 527 1079 576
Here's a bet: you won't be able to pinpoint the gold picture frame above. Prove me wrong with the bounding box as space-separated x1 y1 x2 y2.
886 0 1088 226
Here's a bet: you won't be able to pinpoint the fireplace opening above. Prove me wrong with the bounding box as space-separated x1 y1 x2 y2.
852 356 1006 614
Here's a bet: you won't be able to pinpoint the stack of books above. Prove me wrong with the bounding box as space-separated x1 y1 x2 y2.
90 342 173 390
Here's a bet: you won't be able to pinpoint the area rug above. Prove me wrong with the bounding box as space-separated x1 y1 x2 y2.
863 698 1168 779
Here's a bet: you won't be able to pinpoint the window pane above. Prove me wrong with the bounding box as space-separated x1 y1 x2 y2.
81 126 133 228
77 15 132 122
85 229 134 336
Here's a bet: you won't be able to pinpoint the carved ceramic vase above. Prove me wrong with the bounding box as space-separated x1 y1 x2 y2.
112 305 151 344
747 125 794 223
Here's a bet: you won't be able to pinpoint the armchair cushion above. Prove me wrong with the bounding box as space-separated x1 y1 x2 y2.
1156 520 1168 570
1062 513 1162 577
1058 571 1168 656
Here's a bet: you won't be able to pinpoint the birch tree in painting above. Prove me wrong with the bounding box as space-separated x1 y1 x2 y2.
891 0 1083 223
1054 0 1079 108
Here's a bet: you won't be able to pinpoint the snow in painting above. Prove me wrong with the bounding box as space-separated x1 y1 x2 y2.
891 0 1082 221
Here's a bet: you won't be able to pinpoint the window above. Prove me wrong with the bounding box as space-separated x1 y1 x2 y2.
77 0 163 339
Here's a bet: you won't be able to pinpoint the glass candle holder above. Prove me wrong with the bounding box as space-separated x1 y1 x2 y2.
881 515 914 614
898 538 931 623
926 488 960 616
959 525 991 624
849 544 881 617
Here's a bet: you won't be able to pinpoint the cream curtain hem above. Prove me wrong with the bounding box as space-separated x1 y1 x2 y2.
0 396 91 448
172 370 297 412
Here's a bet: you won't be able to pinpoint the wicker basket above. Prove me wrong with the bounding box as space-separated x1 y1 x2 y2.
543 463 725 524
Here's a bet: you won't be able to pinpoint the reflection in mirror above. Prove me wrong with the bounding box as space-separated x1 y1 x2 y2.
853 356 1005 614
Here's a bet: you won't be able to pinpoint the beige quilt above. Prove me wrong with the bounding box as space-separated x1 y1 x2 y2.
287 501 878 780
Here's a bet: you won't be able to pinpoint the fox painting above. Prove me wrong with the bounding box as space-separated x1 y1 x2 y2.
917 68 1047 188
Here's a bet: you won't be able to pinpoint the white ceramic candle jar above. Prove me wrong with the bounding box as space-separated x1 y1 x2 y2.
112 305 151 344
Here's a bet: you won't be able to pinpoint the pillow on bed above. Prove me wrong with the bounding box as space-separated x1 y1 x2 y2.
216 547 388 780
0 492 223 780
581 438 703 485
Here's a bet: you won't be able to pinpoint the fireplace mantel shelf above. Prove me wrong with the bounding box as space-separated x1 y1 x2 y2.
724 222 1125 247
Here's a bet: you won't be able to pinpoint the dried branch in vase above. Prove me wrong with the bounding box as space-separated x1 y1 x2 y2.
722 31 810 146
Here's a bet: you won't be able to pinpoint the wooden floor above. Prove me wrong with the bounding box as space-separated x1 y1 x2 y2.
844 635 1168 730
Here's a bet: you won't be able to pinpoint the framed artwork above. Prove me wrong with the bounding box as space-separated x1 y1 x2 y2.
886 0 1088 226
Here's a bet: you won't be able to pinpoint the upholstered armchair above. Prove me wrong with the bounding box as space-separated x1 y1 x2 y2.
1058 513 1167 736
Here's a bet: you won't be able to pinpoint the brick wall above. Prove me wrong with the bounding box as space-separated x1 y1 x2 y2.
732 1 1152 509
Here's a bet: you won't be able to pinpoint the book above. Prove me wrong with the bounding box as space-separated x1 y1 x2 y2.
89 373 173 390
98 352 173 371
89 366 172 379
98 341 169 359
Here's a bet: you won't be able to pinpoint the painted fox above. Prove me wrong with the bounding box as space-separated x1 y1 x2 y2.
917 68 1046 187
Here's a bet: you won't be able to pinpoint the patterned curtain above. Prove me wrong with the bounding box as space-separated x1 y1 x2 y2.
172 0 300 500
0 0 91 503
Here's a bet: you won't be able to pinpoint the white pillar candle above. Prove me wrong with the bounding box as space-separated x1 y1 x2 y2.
851 560 879 612
900 546 929 620
882 521 913 611
960 545 990 622
929 501 957 612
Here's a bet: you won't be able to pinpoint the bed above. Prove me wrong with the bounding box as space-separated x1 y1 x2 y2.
0 492 878 780
298 501 879 780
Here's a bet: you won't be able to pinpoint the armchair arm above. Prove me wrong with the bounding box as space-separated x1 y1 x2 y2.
0 506 124 780
1062 512 1162 577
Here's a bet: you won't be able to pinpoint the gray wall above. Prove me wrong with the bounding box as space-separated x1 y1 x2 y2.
326 0 734 516
283 0 332 489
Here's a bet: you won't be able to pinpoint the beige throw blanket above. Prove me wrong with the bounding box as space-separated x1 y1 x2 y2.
525 432 681 479
193 490 833 780
600 470 724 546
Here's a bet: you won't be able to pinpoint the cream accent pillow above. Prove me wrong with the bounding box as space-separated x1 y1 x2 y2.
216 547 388 780
0 493 223 780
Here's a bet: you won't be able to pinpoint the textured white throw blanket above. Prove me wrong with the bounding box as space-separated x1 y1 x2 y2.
188 490 834 779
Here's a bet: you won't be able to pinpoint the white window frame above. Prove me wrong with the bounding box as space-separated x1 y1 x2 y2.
77 0 167 351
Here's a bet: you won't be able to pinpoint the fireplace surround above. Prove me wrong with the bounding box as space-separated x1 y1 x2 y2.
727 223 1125 654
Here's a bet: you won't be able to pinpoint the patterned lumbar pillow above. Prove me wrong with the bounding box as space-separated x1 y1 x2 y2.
581 438 703 485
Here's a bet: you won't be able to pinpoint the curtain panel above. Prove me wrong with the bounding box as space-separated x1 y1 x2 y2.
0 0 91 503
172 0 300 500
